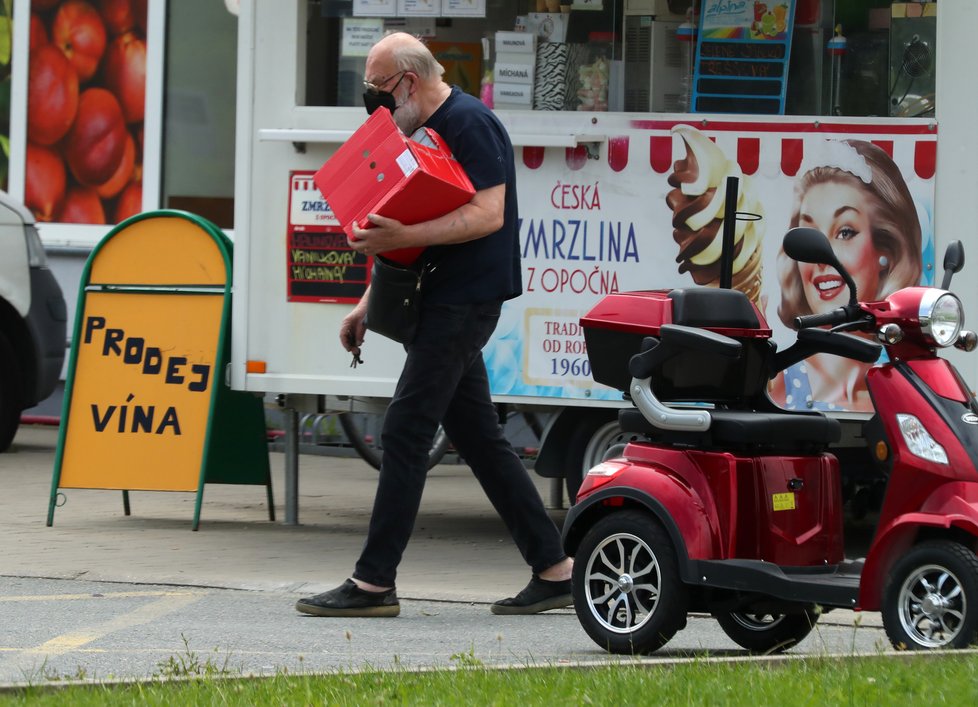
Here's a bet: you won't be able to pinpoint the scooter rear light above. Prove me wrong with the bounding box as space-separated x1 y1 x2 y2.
578 460 628 497
896 413 949 465
587 461 624 477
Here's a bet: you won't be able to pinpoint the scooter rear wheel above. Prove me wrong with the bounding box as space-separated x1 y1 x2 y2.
573 510 687 654
882 540 978 650
713 609 818 654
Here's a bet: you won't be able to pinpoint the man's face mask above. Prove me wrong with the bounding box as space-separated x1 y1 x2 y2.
363 71 407 115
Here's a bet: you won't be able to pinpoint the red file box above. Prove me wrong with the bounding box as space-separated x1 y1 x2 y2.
313 108 475 265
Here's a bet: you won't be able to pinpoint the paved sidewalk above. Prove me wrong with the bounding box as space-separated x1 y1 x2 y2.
0 424 563 604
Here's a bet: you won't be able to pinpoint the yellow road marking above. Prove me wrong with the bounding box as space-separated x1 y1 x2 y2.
21 593 205 657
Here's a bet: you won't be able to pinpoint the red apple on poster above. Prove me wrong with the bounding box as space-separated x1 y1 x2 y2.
25 144 67 223
96 0 135 36
30 14 48 49
103 31 145 123
114 180 142 223
53 0 108 83
59 186 106 224
27 44 79 146
95 132 135 198
64 88 128 186
133 0 147 35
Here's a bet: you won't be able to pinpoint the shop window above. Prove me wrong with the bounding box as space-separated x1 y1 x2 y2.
301 0 935 119
161 3 238 228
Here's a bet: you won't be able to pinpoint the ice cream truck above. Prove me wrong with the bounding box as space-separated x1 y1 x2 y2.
8 2 968 508
228 0 978 507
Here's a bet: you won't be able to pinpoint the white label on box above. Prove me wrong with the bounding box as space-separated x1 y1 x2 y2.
493 82 533 105
495 31 535 54
495 61 535 85
396 149 419 177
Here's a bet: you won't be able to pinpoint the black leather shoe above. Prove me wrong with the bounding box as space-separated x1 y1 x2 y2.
295 579 400 617
491 576 573 615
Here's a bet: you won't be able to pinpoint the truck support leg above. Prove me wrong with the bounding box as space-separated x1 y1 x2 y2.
284 406 299 525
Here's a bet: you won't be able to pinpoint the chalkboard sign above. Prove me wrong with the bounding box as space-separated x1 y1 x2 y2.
692 0 796 115
286 172 369 304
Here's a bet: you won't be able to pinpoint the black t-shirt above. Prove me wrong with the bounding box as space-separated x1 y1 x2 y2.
420 86 522 304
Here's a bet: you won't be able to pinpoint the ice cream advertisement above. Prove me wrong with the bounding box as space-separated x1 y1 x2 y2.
25 0 147 224
702 0 793 41
486 117 936 412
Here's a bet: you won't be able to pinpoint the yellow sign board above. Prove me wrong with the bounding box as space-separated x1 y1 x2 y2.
49 211 272 529
772 492 797 512
59 291 222 491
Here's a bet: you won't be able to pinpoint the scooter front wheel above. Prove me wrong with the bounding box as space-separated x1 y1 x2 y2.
573 510 687 654
882 540 978 650
714 609 818 654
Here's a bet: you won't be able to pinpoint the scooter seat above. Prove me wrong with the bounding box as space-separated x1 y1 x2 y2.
619 408 841 451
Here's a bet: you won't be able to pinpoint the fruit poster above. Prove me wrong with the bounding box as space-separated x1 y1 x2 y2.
25 0 147 225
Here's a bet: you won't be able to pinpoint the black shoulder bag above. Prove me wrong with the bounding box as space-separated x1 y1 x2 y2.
365 255 424 345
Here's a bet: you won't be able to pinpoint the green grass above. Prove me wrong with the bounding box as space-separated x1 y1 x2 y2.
2 654 977 706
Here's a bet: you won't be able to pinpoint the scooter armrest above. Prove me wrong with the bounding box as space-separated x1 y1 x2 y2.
629 376 711 432
629 324 742 379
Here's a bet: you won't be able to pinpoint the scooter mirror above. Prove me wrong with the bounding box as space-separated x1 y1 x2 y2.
941 240 965 290
783 227 859 305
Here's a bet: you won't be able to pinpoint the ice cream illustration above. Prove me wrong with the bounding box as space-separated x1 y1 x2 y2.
665 124 765 305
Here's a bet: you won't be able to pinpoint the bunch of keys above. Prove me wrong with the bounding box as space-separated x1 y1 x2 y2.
350 348 364 368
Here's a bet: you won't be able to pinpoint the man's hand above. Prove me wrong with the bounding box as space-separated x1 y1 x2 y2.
349 214 410 257
340 292 369 357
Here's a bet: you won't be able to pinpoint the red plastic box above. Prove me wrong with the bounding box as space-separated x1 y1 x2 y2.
313 108 475 265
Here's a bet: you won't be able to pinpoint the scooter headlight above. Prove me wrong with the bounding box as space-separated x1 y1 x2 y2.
919 291 962 348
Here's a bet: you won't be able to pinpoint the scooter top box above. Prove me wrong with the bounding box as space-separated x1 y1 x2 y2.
313 107 475 265
581 289 771 392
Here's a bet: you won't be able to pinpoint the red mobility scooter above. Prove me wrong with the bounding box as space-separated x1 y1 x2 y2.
563 227 978 654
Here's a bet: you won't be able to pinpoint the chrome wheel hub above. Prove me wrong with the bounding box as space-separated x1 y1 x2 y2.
584 533 661 634
898 564 966 648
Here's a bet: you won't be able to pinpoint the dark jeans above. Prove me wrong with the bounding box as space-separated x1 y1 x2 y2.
353 300 567 587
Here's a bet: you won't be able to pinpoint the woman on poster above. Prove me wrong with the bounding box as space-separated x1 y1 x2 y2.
771 138 923 411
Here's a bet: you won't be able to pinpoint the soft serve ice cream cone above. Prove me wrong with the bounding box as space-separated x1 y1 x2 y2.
665 124 765 305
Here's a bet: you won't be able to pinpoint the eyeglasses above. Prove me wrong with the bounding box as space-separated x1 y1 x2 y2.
363 71 407 95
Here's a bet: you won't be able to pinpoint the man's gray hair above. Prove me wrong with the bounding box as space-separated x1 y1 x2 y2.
388 32 445 80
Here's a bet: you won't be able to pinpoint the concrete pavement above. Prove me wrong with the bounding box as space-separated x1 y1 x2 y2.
0 423 902 684
0 424 562 605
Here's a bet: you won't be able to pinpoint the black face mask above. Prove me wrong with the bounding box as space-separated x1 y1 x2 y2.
363 90 397 115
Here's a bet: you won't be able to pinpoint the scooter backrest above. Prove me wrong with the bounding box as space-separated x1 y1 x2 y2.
667 288 760 329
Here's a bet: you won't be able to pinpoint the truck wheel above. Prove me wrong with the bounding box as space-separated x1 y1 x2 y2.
573 509 687 654
714 609 818 654
0 332 24 452
882 540 978 649
565 411 626 501
338 412 450 471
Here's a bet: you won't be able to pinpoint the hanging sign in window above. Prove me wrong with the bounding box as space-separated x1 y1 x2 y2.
692 0 796 115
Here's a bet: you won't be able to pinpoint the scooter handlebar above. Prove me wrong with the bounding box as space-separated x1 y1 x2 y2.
794 308 849 330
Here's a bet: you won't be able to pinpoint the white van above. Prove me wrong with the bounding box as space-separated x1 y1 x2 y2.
0 191 66 451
